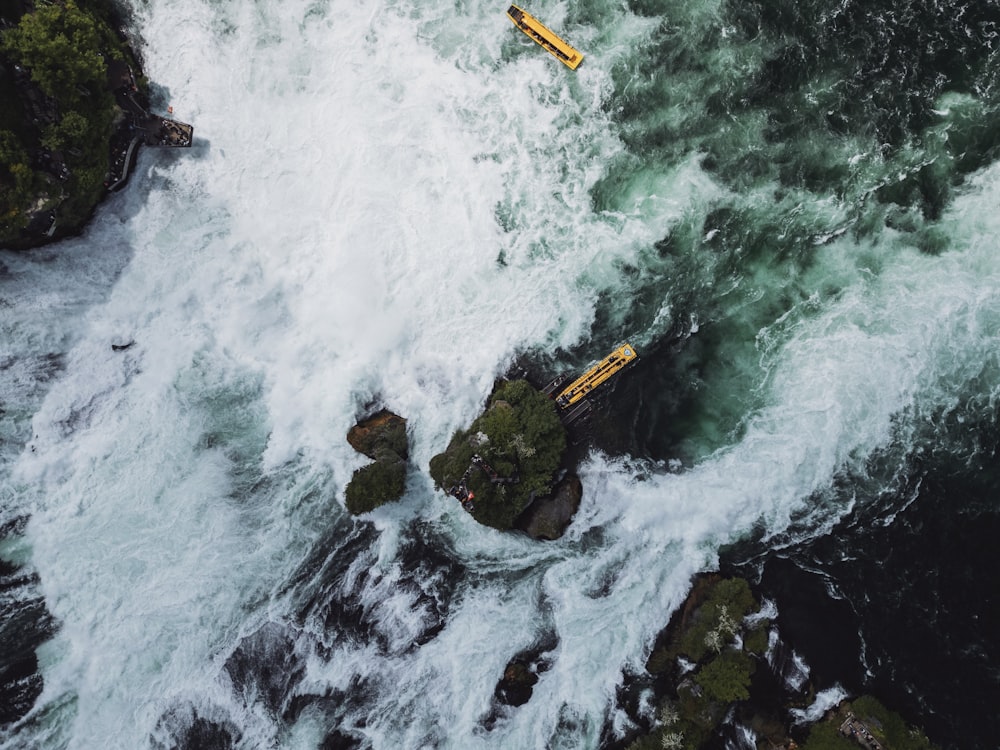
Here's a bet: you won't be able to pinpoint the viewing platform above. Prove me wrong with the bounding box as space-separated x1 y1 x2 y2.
839 712 884 750
106 61 193 191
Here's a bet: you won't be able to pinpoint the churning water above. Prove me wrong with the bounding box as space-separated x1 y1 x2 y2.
2 0 999 747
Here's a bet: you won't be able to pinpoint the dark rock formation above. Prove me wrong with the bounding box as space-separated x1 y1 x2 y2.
483 631 558 730
429 379 569 531
346 409 407 461
344 409 409 515
223 621 306 717
320 730 364 750
0 519 56 728
514 473 582 540
151 703 242 750
496 660 539 707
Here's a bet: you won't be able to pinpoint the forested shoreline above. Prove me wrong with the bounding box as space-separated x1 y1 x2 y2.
0 0 146 249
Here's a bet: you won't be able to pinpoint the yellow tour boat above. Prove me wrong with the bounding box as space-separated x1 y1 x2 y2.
506 5 584 70
555 344 637 407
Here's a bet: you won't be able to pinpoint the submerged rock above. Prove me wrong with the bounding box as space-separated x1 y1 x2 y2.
495 660 539 707
320 730 364 750
484 632 558 729
151 703 242 750
0 534 56 728
223 621 306 716
344 409 409 515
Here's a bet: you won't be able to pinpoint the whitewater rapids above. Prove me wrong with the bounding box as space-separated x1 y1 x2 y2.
3 0 1000 747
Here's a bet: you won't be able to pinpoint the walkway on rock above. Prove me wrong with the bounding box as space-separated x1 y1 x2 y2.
447 454 520 513
105 60 193 191
840 713 883 750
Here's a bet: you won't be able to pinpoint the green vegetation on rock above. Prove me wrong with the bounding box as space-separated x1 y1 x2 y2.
344 410 409 515
742 622 770 656
630 575 940 750
0 0 139 245
694 648 754 703
799 696 938 750
344 459 407 516
647 576 759 673
429 379 567 530
631 577 763 750
2 0 115 101
0 130 35 230
799 721 858 750
848 696 936 750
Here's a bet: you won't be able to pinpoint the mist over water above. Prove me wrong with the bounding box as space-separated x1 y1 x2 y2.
2 0 999 748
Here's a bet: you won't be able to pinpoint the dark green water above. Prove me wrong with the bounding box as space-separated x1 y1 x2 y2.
578 1 1000 746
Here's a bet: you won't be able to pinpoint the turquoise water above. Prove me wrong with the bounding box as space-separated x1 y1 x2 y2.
1 0 999 747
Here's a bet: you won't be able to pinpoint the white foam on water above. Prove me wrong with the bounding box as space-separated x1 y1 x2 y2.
790 684 849 725
4 0 1000 747
724 723 758 750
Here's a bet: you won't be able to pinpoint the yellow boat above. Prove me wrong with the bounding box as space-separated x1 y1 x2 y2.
506 5 584 70
555 344 637 407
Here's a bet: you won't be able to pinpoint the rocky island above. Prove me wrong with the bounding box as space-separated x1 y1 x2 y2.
428 378 571 532
605 574 938 750
339 345 634 533
424 345 636 535
344 409 410 515
341 378 583 539
0 0 192 249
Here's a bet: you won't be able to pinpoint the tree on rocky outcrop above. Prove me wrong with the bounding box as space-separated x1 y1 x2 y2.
797 697 940 750
429 379 567 530
631 576 764 750
0 0 138 242
675 577 757 663
0 131 35 232
41 110 89 152
693 648 754 703
628 575 939 750
1 0 113 103
799 723 857 750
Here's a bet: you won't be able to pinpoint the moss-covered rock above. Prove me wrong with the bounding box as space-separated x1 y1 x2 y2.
343 410 409 515
624 575 941 750
344 458 406 515
429 379 567 530
347 409 408 461
0 0 145 248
